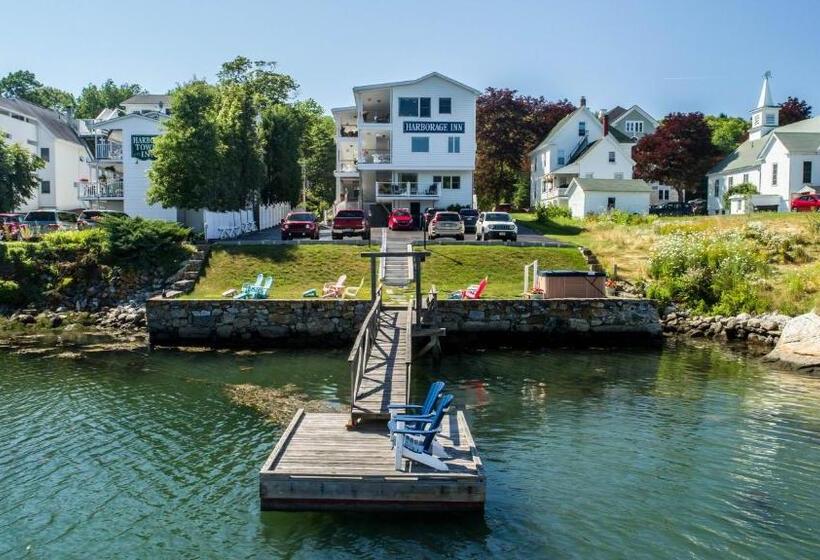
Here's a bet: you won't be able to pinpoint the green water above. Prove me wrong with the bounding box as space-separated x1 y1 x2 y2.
1 340 818 559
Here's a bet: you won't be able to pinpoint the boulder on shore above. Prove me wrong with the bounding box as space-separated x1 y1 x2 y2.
764 312 820 372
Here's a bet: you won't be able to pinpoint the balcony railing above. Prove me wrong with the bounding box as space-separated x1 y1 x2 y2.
361 111 390 124
338 161 357 173
95 140 123 160
360 150 391 164
339 126 358 137
75 181 124 199
376 182 440 198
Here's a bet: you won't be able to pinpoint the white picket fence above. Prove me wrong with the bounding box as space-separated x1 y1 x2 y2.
203 203 290 240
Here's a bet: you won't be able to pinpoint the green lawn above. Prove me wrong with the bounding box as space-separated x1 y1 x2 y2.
187 244 373 299
420 245 586 298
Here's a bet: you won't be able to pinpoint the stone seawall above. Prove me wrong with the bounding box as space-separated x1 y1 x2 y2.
146 297 661 347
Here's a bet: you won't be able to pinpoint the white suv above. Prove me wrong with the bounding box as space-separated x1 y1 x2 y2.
476 212 518 241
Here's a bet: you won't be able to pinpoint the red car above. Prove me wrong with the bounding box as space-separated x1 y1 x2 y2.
388 208 414 231
0 213 27 241
281 211 320 240
331 209 369 240
791 194 820 212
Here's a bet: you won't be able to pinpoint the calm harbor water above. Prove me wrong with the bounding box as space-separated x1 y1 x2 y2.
1 339 818 559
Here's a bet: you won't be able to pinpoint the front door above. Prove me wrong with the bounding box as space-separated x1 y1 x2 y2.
410 201 421 230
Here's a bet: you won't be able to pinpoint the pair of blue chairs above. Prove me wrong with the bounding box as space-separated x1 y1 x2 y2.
234 274 273 300
388 381 453 472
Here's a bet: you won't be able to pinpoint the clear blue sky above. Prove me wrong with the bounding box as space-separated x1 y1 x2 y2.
2 0 817 118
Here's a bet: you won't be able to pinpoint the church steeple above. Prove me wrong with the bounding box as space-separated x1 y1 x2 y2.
749 71 778 140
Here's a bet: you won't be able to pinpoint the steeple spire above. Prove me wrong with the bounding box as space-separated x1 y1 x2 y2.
756 70 775 108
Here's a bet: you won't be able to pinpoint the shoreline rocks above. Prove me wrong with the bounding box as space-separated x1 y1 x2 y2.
764 312 820 372
660 308 790 347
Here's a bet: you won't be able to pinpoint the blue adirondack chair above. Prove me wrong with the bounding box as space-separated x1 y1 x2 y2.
387 381 445 431
251 275 273 299
234 273 264 300
392 393 454 472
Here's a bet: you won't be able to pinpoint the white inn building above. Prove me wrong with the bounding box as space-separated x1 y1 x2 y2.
332 72 479 225
707 72 820 214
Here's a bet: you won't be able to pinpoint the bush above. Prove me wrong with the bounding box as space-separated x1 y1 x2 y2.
535 204 572 221
100 216 191 270
722 181 757 208
586 210 656 226
0 280 22 305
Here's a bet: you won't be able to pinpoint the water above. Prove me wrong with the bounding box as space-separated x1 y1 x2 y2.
1 340 818 559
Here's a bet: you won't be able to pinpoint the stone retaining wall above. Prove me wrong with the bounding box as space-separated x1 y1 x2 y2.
147 297 661 347
660 310 790 346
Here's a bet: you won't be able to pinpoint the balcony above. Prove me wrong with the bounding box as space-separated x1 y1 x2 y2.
361 111 390 124
338 161 357 173
360 150 391 164
376 182 440 199
339 125 358 138
76 181 124 200
95 140 122 160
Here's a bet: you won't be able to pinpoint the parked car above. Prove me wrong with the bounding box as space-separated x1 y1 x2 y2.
77 209 128 229
22 209 78 232
331 209 369 240
791 194 820 212
649 202 693 216
476 211 518 241
281 211 320 240
423 207 445 228
458 208 479 233
388 208 414 231
0 213 27 241
427 211 464 240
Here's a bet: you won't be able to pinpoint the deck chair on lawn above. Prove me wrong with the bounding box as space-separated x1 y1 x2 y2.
392 393 454 472
321 274 347 298
233 273 264 300
449 277 488 300
342 277 365 299
252 275 273 299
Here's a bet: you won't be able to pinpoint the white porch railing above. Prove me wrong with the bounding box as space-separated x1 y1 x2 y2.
95 140 123 160
75 181 124 199
360 150 391 164
338 161 357 172
376 182 441 198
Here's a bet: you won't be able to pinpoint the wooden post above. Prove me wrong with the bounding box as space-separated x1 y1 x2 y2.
414 257 422 328
370 257 377 302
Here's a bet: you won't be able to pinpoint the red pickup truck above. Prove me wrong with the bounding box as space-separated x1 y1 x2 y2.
331 209 370 240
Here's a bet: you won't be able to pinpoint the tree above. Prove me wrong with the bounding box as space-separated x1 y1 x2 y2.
259 104 302 205
76 79 145 119
705 114 749 154
0 70 76 112
217 56 298 110
0 137 44 212
779 97 812 126
475 88 574 207
148 81 220 210
633 112 719 202
301 114 336 211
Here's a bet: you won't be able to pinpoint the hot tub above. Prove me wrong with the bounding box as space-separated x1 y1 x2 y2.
536 270 607 298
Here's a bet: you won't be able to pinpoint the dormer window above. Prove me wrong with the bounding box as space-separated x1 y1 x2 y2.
578 121 586 136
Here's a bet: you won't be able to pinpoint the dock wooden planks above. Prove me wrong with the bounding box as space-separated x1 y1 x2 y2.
259 410 485 512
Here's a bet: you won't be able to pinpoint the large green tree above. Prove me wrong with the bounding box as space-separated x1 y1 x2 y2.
259 104 302 205
0 70 76 112
148 81 220 210
301 114 336 211
705 114 749 154
217 56 298 110
76 79 145 118
0 137 44 212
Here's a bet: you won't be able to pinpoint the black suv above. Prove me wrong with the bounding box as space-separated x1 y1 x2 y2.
458 208 479 233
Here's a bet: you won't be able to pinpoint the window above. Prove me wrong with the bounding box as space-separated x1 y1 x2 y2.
614 172 624 180
608 151 616 163
713 179 720 197
772 163 778 186
447 136 460 153
753 114 761 127
419 97 431 118
411 137 429 152
438 97 451 114
27 139 37 146
742 173 749 183
607 197 616 210
765 114 775 125
443 176 461 189
803 161 813 183
557 149 566 166
728 177 734 188
578 121 586 136
40 180 51 194
625 121 644 134
40 147 49 162
399 97 419 117
663 190 670 201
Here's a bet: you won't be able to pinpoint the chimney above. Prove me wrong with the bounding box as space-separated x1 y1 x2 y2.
597 108 607 120
603 114 609 136
580 96 586 107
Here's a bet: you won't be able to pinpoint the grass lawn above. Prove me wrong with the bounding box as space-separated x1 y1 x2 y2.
187 244 374 300
513 211 820 314
419 245 586 298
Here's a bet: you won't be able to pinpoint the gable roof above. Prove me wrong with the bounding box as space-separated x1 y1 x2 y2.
0 97 85 146
570 178 652 193
122 94 170 106
608 126 633 144
609 104 659 127
530 106 601 154
88 111 169 130
708 134 770 175
606 106 627 121
774 132 820 153
352 72 481 96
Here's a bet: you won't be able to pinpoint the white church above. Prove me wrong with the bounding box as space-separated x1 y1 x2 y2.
707 72 820 214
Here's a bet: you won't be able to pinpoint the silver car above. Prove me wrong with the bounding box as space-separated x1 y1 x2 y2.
427 211 464 240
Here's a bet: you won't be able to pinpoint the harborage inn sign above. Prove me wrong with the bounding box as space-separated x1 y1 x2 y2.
403 121 465 134
131 135 157 160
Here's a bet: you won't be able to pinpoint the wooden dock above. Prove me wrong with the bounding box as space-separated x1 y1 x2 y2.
259 409 485 511
259 278 484 512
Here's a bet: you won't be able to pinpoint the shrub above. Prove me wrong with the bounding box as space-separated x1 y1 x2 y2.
721 181 757 208
535 204 572 221
100 216 191 270
0 280 22 305
586 210 656 226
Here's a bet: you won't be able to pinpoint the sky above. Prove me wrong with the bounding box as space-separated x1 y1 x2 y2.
2 0 819 119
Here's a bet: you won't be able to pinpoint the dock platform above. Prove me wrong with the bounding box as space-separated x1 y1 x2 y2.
260 409 485 512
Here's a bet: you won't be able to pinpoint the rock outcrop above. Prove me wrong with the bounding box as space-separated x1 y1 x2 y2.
764 312 820 372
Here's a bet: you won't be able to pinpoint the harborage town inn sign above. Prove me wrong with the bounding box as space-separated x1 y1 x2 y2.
131 135 157 160
403 121 465 133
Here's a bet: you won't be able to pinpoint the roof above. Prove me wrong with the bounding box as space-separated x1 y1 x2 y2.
608 126 633 143
122 94 170 106
606 106 627 121
88 111 168 130
0 97 84 146
567 139 600 165
529 109 578 154
708 134 770 174
570 178 652 193
773 132 820 153
352 72 481 96
609 104 659 127
756 72 775 108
